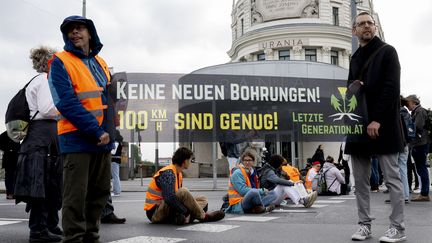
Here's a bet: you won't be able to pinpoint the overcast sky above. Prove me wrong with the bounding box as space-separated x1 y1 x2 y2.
1 0 431 159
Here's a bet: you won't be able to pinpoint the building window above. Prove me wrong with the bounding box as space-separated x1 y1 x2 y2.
305 49 316 62
240 19 244 36
257 53 265 61
279 50 290 60
332 7 339 26
331 50 339 65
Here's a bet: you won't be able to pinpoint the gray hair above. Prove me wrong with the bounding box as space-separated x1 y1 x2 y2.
29 46 56 73
406 94 420 105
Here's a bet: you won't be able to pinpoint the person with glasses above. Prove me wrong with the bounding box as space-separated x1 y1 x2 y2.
225 149 277 214
345 12 406 242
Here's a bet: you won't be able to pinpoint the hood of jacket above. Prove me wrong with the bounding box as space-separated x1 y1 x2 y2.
322 162 336 171
60 15 103 58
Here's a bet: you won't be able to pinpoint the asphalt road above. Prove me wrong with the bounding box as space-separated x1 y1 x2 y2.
1 188 431 242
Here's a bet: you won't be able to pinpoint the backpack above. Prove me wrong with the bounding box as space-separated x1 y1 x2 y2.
5 74 41 142
312 168 336 195
400 108 416 142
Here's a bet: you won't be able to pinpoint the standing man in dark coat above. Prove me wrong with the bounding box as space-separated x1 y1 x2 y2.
345 12 406 242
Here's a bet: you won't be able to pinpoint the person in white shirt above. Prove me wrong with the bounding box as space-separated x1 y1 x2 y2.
14 46 63 242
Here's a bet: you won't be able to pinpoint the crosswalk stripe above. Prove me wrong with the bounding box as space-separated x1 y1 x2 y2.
177 224 239 232
226 216 279 222
0 220 21 226
0 218 28 221
315 200 345 204
272 209 316 213
330 197 355 200
108 236 186 243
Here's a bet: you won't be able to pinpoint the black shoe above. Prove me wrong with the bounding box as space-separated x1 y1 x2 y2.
101 213 126 224
48 226 63 236
29 230 62 242
385 199 409 204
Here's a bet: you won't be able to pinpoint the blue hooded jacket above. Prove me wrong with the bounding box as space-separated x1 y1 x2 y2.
48 15 113 153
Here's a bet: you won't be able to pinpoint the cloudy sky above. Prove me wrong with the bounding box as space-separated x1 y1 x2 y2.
1 0 431 159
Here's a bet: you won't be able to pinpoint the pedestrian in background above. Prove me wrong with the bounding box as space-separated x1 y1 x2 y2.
49 15 114 242
405 94 431 202
0 131 20 200
111 130 123 197
345 12 406 242
14 46 62 242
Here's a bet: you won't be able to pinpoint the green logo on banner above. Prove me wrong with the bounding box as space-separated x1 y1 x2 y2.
329 87 362 122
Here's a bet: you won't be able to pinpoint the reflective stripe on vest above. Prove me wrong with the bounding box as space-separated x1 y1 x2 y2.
144 164 183 211
54 51 111 135
227 166 251 206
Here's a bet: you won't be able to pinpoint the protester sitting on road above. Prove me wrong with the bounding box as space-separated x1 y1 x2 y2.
305 161 321 191
322 156 346 195
224 149 277 214
281 158 301 182
259 155 317 208
144 147 225 225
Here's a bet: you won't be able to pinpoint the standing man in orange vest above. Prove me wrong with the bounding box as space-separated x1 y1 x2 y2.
48 16 113 242
145 147 225 224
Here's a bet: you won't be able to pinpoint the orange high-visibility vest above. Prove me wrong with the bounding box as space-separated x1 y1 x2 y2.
54 51 111 135
282 165 301 182
305 168 317 190
227 165 252 206
144 164 183 211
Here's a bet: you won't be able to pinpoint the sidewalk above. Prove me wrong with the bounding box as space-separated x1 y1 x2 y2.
0 177 230 194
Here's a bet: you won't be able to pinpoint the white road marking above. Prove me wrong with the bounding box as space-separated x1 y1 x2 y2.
177 224 239 232
108 236 186 243
0 220 21 226
0 218 29 221
226 216 279 222
315 200 345 204
272 209 316 213
330 197 355 200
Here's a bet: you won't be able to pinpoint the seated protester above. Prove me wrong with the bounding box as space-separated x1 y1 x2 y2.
322 156 346 195
260 155 318 208
225 149 277 214
145 147 225 224
305 161 321 191
281 159 301 182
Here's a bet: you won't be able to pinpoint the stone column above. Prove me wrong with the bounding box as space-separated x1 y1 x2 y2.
292 45 303 60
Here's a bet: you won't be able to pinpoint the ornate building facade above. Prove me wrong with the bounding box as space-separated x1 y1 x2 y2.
228 0 383 69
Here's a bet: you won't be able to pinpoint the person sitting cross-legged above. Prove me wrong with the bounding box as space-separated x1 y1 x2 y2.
144 147 225 225
259 155 318 208
224 149 277 214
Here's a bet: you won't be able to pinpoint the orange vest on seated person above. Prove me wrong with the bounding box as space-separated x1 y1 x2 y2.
144 164 183 211
282 165 301 182
54 51 111 135
305 168 317 190
227 165 253 206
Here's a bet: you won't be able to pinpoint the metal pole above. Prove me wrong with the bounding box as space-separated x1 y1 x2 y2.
82 0 86 17
155 124 159 171
351 0 358 53
212 101 217 189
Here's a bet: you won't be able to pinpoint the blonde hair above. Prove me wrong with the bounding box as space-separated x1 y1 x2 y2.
29 46 56 73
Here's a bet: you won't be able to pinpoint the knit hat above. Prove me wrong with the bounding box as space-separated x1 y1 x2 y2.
312 161 320 166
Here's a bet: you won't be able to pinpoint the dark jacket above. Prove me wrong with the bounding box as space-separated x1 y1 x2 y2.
345 36 404 155
0 131 20 170
410 105 430 147
258 163 294 191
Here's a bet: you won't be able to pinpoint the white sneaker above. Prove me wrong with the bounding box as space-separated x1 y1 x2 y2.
379 227 406 242
351 224 371 241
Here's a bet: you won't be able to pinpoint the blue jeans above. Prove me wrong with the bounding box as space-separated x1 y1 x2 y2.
370 157 379 189
111 162 121 195
398 146 409 199
412 143 430 196
241 189 276 212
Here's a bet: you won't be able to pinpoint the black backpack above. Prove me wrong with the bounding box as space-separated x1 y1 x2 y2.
5 74 41 142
